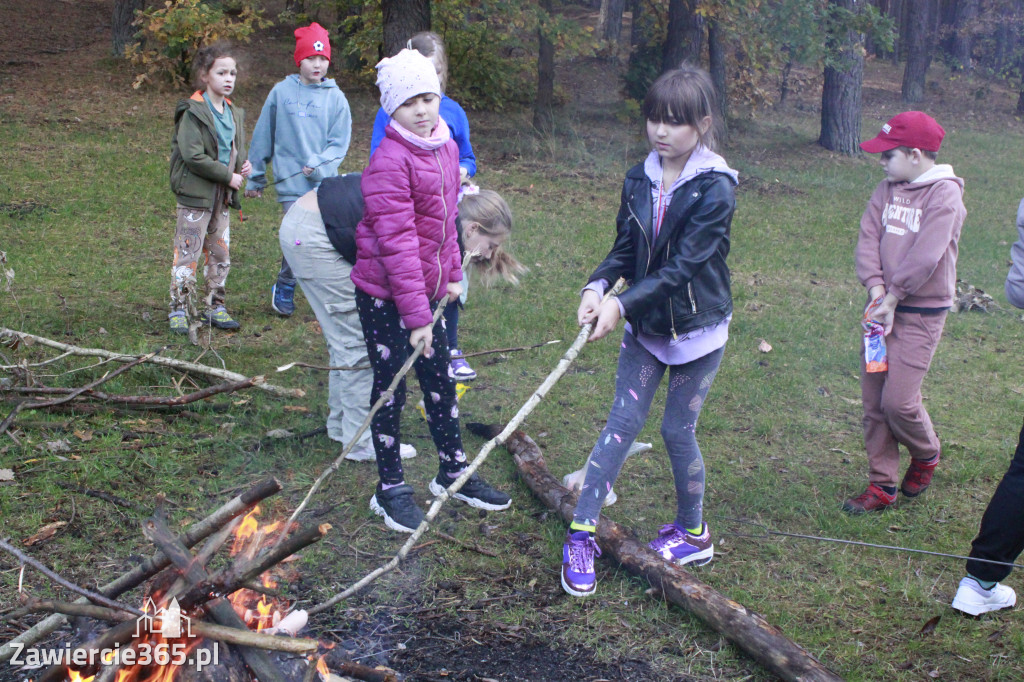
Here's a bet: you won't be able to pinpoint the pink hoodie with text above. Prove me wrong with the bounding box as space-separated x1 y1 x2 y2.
855 165 966 308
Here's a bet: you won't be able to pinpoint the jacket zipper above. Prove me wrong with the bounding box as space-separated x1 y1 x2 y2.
432 149 447 300
667 240 678 340
627 201 652 276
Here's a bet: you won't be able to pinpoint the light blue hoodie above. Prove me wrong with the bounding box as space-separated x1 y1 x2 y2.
247 74 352 202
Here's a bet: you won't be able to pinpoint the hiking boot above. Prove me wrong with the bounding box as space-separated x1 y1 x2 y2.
203 306 240 330
429 471 511 510
449 349 477 380
901 456 940 497
345 441 417 462
842 483 897 514
561 530 601 597
369 483 425 533
271 281 296 316
169 311 188 335
649 523 714 566
952 577 1017 616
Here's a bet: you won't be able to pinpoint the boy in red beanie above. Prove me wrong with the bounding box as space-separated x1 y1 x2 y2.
844 111 967 513
245 22 352 317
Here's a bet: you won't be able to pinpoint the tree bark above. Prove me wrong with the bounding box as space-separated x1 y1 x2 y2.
598 0 627 48
901 0 935 102
499 428 843 682
533 0 555 132
819 0 865 155
948 0 977 71
707 18 727 142
111 0 145 56
661 0 703 72
382 0 430 58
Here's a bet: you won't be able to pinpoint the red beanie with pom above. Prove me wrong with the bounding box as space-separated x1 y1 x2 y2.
294 23 330 67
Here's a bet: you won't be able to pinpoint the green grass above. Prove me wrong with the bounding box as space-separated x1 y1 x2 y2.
3 53 1024 681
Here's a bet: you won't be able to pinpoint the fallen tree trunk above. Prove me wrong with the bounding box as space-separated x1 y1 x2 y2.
495 426 842 682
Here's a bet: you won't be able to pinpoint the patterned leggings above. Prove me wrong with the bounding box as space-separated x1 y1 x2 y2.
572 331 724 531
355 289 467 485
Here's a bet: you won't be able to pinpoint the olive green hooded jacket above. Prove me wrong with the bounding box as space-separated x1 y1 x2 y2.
169 91 246 210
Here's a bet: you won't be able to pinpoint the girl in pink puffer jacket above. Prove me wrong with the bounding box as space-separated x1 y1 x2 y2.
352 49 512 533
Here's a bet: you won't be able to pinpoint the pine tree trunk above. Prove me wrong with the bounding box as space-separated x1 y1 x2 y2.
598 0 626 49
949 0 977 72
111 0 145 56
382 0 430 58
533 0 555 132
901 0 934 103
661 0 703 72
819 0 864 155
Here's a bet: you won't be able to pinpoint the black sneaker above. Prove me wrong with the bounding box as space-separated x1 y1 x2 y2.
203 306 240 330
369 483 425 533
429 471 512 511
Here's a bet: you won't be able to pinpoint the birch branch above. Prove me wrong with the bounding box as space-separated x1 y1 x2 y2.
307 279 625 615
0 328 303 398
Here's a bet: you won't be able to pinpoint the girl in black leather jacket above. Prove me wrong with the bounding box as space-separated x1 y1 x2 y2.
560 65 738 598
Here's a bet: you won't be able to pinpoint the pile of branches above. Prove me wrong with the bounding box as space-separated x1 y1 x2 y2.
0 329 304 443
0 478 397 682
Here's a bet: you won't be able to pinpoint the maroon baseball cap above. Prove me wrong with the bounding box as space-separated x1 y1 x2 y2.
860 111 945 153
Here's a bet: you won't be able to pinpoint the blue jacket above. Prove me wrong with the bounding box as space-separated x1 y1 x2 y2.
247 74 351 202
369 95 476 177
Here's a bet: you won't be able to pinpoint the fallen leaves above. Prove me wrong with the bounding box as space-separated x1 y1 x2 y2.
758 339 773 353
23 521 67 546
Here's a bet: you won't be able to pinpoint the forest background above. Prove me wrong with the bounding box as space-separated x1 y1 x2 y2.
4 0 1024 680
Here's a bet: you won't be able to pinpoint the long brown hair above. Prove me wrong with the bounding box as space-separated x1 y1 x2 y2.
459 189 526 287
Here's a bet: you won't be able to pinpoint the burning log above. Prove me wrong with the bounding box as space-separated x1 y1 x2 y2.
0 478 281 664
483 425 843 682
142 509 291 682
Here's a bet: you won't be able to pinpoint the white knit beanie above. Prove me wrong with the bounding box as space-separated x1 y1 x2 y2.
376 48 441 116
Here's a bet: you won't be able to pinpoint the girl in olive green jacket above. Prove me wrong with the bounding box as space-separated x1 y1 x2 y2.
168 43 251 334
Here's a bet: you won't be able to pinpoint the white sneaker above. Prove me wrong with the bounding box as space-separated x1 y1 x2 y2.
561 441 651 507
344 441 376 461
626 441 653 457
344 441 417 462
952 577 1017 616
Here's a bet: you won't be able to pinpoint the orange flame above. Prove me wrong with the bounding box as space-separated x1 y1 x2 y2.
315 656 330 682
67 670 95 682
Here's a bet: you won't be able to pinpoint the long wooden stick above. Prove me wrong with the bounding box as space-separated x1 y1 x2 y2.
307 279 625 615
275 339 562 373
0 477 281 663
0 350 159 438
0 328 303 398
0 539 143 616
502 428 842 682
15 600 319 654
276 295 451 547
143 511 287 682
0 377 258 405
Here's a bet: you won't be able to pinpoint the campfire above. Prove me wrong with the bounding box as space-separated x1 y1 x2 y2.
2 479 398 682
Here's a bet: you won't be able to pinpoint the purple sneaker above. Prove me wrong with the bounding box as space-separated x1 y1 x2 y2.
648 523 713 566
561 530 601 597
449 349 477 380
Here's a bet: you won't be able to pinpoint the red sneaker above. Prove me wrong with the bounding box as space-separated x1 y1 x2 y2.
901 456 939 497
842 484 897 514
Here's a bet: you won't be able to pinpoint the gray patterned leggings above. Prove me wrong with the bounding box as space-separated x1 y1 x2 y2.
572 331 724 531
